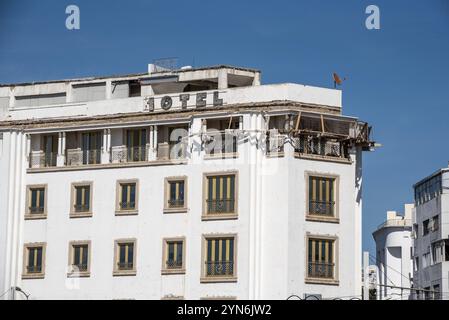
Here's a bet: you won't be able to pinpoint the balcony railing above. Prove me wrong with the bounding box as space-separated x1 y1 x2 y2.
119 201 136 211
74 204 90 213
205 260 234 277
111 146 147 163
205 132 237 156
296 136 347 159
117 262 134 270
266 134 285 155
168 199 185 208
206 199 235 214
72 264 88 272
29 151 57 168
29 206 45 214
67 148 101 166
27 265 42 273
309 200 335 216
308 262 334 279
166 259 183 269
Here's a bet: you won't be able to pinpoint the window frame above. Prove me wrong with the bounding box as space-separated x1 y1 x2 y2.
70 182 93 218
202 171 239 220
115 179 139 215
22 242 46 279
113 239 137 276
67 240 91 277
201 233 238 283
305 172 339 223
164 176 188 213
161 237 186 275
305 234 339 285
25 184 48 220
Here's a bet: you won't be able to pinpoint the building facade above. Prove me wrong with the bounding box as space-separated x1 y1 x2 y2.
412 166 449 300
372 204 413 300
0 64 373 299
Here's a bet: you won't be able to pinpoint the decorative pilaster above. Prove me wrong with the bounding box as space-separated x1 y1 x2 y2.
56 132 66 166
101 129 111 164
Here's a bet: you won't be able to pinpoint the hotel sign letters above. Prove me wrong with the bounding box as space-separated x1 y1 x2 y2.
145 91 223 112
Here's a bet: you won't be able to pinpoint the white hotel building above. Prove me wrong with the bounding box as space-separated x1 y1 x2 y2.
0 64 374 300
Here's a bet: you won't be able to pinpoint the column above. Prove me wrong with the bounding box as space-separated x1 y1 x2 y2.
101 129 111 164
57 132 66 166
218 69 228 90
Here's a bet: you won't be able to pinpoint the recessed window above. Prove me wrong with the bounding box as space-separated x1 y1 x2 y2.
164 177 187 213
23 243 46 279
116 180 138 215
202 235 237 282
162 238 185 274
68 241 91 277
71 182 93 218
113 239 136 276
306 237 338 284
25 185 47 219
203 173 238 220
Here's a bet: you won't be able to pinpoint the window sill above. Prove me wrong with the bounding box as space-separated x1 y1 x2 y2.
294 152 352 164
67 272 91 278
163 207 188 214
202 214 238 221
161 268 186 275
24 214 47 220
115 210 138 216
200 276 237 283
306 215 339 224
22 273 45 280
70 212 93 219
113 270 137 277
204 153 239 160
305 278 339 286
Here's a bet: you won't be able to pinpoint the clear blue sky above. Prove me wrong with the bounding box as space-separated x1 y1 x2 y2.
1 0 448 254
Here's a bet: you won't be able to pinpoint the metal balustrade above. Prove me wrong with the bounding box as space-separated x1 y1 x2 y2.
120 201 136 210
206 199 235 214
27 265 42 273
308 262 334 279
205 261 234 277
72 264 88 272
117 262 134 270
296 136 347 159
29 151 57 168
168 199 184 208
29 206 45 214
205 133 237 155
309 200 335 216
74 204 90 213
166 260 183 269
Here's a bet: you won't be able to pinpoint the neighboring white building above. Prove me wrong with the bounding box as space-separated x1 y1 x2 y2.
412 166 449 300
372 204 413 300
0 64 374 300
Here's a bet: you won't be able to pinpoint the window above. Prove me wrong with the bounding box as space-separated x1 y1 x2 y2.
113 239 136 276
306 237 337 283
203 172 238 219
25 185 47 219
423 251 431 268
81 132 102 165
162 238 185 274
68 241 91 277
164 177 187 213
42 134 57 167
23 243 46 279
423 219 430 236
432 215 439 232
70 182 93 217
433 284 440 300
414 174 442 205
116 180 138 214
202 235 237 282
307 175 337 219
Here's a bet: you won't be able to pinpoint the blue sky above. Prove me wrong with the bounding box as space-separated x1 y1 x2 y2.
1 0 448 254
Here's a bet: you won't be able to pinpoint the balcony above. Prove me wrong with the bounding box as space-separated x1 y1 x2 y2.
205 132 237 157
66 148 101 166
205 260 234 277
296 135 348 160
266 134 285 156
111 145 147 163
308 262 334 279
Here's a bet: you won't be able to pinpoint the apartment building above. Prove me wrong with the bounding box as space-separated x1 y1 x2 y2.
0 64 374 299
412 166 449 300
372 204 413 300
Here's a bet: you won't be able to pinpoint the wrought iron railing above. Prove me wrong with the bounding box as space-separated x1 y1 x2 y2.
74 204 90 213
83 149 101 165
127 146 147 162
266 134 285 155
308 262 334 279
166 259 183 269
72 264 88 272
168 199 185 208
30 151 57 168
120 201 136 210
29 206 45 214
206 199 235 214
205 260 234 277
296 136 347 159
27 265 42 273
309 200 335 216
117 262 134 270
